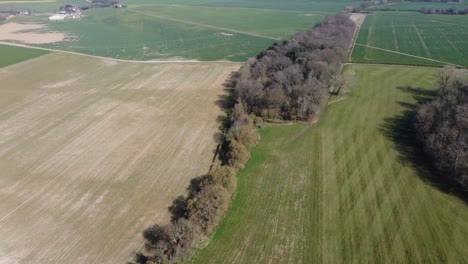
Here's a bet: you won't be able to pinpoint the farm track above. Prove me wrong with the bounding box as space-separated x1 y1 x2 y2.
0 41 242 64
128 9 280 41
0 53 240 264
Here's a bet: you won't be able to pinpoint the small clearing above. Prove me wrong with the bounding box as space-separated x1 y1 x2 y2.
0 23 65 44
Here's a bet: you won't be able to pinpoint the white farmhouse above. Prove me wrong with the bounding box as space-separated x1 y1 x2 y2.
49 14 66 21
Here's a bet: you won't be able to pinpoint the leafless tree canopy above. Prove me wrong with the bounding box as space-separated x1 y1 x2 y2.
234 12 355 121
415 66 468 190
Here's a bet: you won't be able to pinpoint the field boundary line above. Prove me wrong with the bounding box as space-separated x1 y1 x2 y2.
128 9 280 41
353 43 463 67
0 41 243 65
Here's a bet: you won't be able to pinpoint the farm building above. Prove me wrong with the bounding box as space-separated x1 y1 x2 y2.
49 14 66 21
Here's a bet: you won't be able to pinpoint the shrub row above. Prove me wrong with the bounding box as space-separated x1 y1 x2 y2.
130 99 259 264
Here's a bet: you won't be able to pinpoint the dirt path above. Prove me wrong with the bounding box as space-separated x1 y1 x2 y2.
353 43 463 67
0 41 242 64
129 9 280 41
348 14 366 62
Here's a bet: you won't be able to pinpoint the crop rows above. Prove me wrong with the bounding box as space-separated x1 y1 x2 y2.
351 12 468 67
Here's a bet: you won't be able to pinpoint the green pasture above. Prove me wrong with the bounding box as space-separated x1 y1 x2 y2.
198 0 361 12
371 1 468 11
35 3 328 61
0 44 48 68
129 5 325 39
125 0 359 12
39 8 274 61
0 0 356 60
351 12 468 67
191 64 468 263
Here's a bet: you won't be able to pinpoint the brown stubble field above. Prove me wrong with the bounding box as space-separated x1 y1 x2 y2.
0 53 240 264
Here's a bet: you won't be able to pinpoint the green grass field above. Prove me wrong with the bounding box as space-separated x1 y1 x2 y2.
36 4 326 61
190 64 468 263
129 5 325 39
125 0 359 12
39 8 275 61
0 44 48 67
371 1 468 11
351 12 468 67
0 0 352 61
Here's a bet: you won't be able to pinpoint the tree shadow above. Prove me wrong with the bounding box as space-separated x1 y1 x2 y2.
213 71 240 166
215 71 238 113
380 86 468 204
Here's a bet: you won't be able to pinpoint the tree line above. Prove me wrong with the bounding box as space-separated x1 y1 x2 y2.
419 7 468 15
129 12 356 264
233 12 355 121
415 66 468 191
129 92 259 264
354 0 468 15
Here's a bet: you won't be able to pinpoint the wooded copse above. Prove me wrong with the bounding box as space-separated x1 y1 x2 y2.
234 12 355 121
130 12 356 264
415 66 468 190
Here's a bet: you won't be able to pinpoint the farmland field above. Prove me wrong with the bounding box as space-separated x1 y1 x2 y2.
38 5 324 61
0 52 240 264
191 64 468 263
351 12 468 67
0 0 347 61
128 5 325 39
38 8 276 61
0 43 48 67
371 1 468 11
125 0 358 12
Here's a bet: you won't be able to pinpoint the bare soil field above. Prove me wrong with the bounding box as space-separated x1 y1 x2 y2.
0 53 240 264
0 23 65 44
